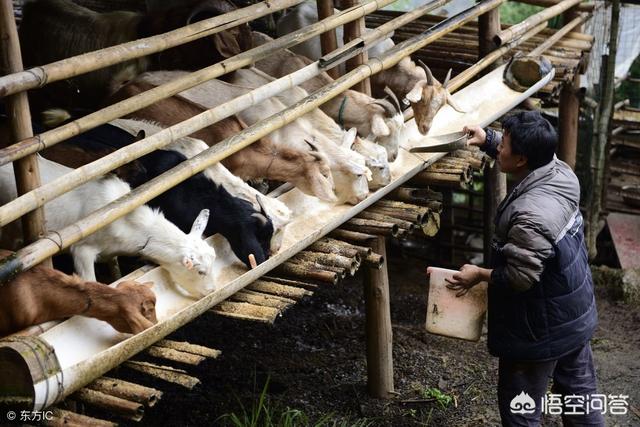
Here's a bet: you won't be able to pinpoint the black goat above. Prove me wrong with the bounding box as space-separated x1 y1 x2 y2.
37 122 273 268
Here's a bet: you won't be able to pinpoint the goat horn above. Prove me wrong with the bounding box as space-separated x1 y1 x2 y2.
418 59 435 85
372 99 397 117
383 86 402 113
443 68 453 88
256 194 267 215
248 254 258 269
304 139 319 152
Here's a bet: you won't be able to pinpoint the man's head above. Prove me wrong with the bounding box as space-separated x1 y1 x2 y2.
499 111 557 174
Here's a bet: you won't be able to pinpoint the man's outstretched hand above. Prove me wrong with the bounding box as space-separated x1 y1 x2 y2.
445 264 492 297
463 125 486 148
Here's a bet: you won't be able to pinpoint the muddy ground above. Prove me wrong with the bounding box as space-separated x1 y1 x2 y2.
100 251 640 427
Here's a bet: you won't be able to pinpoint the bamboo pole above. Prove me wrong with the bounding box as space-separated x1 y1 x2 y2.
123 361 200 389
330 229 377 244
343 0 371 94
343 217 400 237
211 301 280 323
73 388 144 422
155 339 221 359
478 5 506 268
146 345 206 365
260 276 319 291
274 262 340 284
363 235 393 397
516 0 595 13
0 0 49 262
493 0 582 46
317 0 341 79
0 0 303 98
0 0 401 169
87 377 162 408
529 14 590 56
357 211 416 231
231 289 295 310
293 250 357 272
309 239 361 259
248 280 313 299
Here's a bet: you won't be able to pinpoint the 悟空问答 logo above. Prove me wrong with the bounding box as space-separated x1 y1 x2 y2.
510 391 536 414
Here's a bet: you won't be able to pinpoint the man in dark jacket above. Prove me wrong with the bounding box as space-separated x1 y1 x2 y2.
446 111 604 426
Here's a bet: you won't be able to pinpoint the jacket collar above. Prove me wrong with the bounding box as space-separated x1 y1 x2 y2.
495 156 559 220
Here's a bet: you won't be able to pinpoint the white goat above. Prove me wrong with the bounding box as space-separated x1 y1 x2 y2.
0 157 217 299
140 71 372 205
231 68 390 191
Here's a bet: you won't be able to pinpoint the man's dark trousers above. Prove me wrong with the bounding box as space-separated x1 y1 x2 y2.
498 342 605 426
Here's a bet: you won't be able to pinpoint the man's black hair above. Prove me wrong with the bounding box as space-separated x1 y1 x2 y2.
501 111 557 170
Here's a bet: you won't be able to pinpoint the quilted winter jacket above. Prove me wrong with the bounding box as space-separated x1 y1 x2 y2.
483 129 597 361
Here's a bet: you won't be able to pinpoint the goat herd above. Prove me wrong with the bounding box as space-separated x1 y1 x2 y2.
0 0 459 338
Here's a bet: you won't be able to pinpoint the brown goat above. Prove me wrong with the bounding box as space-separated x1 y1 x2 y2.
0 250 157 337
18 0 252 110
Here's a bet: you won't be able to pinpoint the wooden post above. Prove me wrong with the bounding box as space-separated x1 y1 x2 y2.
363 236 394 398
478 8 506 266
588 0 619 258
557 4 583 170
341 0 371 94
317 0 340 79
0 0 50 265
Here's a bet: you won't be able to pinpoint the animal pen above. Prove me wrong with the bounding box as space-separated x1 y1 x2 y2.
0 0 594 423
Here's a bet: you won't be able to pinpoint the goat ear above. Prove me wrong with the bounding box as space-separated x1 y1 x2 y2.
141 281 155 289
446 92 467 114
251 212 269 227
310 174 338 203
213 31 242 59
443 68 453 88
406 81 426 103
371 115 391 137
342 128 358 148
190 209 210 237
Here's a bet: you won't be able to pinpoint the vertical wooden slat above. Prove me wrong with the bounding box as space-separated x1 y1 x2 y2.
363 236 393 398
0 0 50 265
478 8 506 267
341 0 371 94
317 0 340 79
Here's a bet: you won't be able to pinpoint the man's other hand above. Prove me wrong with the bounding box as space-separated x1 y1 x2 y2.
445 264 486 297
463 125 486 148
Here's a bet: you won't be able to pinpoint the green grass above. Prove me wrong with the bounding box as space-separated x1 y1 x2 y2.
218 377 376 427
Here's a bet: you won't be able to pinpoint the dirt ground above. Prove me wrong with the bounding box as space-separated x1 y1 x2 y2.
105 251 640 427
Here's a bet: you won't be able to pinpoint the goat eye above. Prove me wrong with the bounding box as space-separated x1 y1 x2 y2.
198 270 207 276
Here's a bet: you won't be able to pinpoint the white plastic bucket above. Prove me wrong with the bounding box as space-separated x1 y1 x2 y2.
425 267 488 342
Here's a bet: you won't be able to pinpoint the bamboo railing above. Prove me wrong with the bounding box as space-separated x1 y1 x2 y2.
0 0 508 283
0 0 303 98
0 0 449 230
